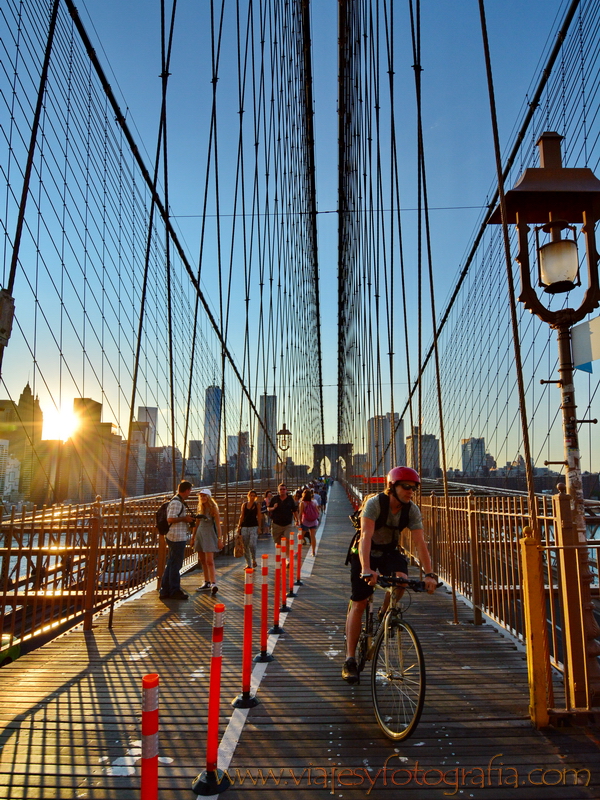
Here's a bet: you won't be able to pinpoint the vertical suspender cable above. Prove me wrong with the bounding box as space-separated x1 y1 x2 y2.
477 0 538 535
409 0 458 622
0 0 61 381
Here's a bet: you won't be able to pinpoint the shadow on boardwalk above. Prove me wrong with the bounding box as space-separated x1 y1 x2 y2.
0 483 598 799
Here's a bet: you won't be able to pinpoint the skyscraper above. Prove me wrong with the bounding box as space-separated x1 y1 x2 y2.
257 394 277 478
202 385 222 482
367 413 405 475
67 398 122 502
137 407 158 448
186 440 203 483
406 427 440 478
2 383 43 498
461 437 486 475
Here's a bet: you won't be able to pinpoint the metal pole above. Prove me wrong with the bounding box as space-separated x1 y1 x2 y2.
555 325 600 699
556 325 585 533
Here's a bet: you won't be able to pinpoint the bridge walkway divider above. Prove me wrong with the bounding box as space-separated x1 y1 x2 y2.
0 483 597 798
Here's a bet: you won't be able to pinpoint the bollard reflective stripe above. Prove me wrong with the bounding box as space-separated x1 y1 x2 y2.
141 673 159 800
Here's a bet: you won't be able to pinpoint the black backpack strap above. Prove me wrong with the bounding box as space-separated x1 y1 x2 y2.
375 492 411 538
173 494 189 518
374 492 390 530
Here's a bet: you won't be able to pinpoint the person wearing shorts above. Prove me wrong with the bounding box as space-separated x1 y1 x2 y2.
342 467 438 684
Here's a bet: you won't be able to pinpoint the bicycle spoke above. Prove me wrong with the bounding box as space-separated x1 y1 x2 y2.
371 618 425 740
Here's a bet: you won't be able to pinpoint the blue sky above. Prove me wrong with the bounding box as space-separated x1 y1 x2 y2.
56 0 571 446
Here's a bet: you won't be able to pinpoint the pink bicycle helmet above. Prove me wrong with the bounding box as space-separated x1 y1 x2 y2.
387 466 420 485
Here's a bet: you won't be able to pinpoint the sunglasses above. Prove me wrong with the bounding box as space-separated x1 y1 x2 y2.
396 482 417 491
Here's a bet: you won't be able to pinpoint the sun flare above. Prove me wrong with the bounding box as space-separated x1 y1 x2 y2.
42 406 79 442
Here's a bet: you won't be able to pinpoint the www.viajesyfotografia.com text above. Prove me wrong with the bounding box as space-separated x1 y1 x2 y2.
226 754 591 796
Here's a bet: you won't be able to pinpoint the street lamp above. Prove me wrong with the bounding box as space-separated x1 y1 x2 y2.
489 131 600 533
276 422 292 452
277 422 292 486
489 130 600 702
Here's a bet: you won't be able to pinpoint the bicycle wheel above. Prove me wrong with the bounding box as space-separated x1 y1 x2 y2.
371 617 425 740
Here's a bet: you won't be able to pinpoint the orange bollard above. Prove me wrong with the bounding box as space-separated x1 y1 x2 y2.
232 569 259 708
141 673 159 800
280 540 291 612
255 554 274 662
287 544 295 598
192 603 231 796
295 532 304 586
269 544 283 634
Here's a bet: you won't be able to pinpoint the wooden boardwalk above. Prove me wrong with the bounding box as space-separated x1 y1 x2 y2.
0 483 598 799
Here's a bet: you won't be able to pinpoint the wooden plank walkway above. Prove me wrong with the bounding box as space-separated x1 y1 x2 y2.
0 482 598 799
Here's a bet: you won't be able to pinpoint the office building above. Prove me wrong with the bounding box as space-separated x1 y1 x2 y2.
257 394 277 478
406 426 440 478
66 398 122 502
137 407 158 448
202 386 222 482
367 413 405 476
461 437 486 475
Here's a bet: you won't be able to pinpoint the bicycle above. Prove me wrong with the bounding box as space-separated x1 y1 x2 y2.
355 575 439 741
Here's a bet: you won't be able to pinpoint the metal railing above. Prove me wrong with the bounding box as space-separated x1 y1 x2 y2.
0 481 274 661
342 479 600 723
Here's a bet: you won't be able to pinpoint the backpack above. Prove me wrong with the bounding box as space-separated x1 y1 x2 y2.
301 501 319 524
345 492 411 565
156 496 186 535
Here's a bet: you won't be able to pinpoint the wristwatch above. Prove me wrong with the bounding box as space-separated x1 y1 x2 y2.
425 572 438 580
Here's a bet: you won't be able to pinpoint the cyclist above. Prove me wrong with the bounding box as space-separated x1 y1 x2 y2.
342 466 438 684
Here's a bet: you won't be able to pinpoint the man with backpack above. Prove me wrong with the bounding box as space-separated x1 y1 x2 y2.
342 467 438 683
159 480 196 600
268 483 298 548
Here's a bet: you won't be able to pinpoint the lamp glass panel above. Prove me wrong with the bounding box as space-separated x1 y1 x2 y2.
538 239 579 286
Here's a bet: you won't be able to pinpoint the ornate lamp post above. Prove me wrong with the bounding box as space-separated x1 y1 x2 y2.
277 422 292 484
276 422 292 453
490 132 600 532
489 131 600 704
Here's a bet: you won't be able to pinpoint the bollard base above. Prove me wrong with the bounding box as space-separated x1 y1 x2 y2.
295 579 304 586
280 603 291 613
192 768 231 795
232 692 260 708
268 623 284 634
254 650 275 663
286 589 295 598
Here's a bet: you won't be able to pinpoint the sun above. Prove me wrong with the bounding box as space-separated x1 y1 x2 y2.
42 406 79 441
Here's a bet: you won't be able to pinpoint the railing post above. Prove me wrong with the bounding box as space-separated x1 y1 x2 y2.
156 529 167 591
520 532 550 727
553 487 593 709
84 497 102 631
468 491 482 625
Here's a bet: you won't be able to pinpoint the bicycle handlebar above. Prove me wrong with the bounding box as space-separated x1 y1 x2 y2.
377 575 443 592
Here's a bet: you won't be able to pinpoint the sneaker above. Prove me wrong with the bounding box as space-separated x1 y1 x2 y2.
196 582 211 592
171 589 189 600
342 657 359 684
210 584 219 596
